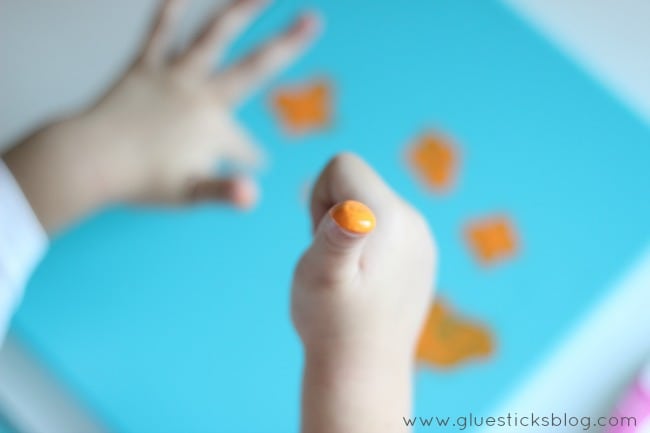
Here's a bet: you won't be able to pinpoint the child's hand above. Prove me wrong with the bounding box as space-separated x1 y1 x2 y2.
293 153 436 358
4 0 319 232
90 0 319 204
291 153 436 433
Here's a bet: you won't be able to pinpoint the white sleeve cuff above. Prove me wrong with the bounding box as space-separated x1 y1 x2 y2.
0 159 48 342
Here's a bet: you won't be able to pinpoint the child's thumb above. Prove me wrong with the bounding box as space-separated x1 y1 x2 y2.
308 200 376 285
190 175 258 209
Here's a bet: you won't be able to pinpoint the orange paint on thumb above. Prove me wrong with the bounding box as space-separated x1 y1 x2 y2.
329 200 376 235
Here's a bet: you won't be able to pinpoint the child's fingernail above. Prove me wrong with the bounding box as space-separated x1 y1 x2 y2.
329 200 376 235
231 177 258 210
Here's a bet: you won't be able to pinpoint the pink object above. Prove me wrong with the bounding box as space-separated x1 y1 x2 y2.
607 362 650 433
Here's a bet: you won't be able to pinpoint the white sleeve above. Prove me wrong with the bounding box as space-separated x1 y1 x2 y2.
0 159 48 345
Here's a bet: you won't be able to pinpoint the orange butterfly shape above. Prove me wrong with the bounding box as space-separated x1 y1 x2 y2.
407 131 458 192
416 299 494 369
465 215 518 265
271 79 331 135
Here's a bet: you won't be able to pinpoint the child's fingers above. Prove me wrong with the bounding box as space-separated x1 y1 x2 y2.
140 0 187 67
190 175 258 209
213 12 321 105
177 0 268 72
304 201 376 286
309 153 394 233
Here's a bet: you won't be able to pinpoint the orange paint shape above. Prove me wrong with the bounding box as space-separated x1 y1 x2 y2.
416 300 494 369
330 200 376 235
408 132 457 192
465 216 518 265
271 79 331 135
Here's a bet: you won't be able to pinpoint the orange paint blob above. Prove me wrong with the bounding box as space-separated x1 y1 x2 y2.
271 79 331 135
465 215 518 265
416 299 494 369
407 131 458 192
330 200 376 235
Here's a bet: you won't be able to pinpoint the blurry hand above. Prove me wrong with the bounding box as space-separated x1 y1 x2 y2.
4 0 319 232
91 0 320 204
291 153 436 433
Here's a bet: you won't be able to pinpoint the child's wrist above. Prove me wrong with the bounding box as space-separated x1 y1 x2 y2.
304 343 414 379
3 112 137 232
77 108 146 202
302 346 414 429
53 112 135 206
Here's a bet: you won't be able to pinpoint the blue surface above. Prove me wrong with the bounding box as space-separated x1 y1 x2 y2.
0 416 17 433
14 0 650 431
